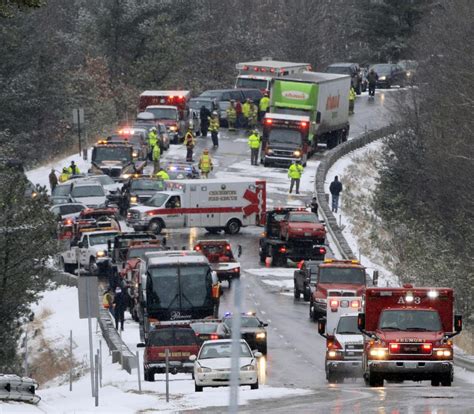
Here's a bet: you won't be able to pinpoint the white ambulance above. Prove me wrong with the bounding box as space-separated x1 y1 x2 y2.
235 59 311 92
318 296 364 383
126 179 266 235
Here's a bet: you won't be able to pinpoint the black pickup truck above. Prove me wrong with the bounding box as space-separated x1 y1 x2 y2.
293 260 320 301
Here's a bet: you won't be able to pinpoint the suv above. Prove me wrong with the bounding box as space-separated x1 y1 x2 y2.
325 63 363 94
70 182 107 208
294 260 320 301
370 63 406 88
138 322 201 381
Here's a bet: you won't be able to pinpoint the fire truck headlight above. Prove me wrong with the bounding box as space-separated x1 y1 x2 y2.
328 350 337 358
293 150 301 157
434 348 452 358
405 294 414 303
369 348 388 358
266 148 273 155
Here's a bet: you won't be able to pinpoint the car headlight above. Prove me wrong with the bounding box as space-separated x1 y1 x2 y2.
122 174 131 179
379 76 386 81
96 250 106 258
266 148 273 155
197 366 212 373
31 192 38 199
169 126 178 132
240 364 255 371
256 332 266 340
130 196 138 204
327 350 341 359
293 150 301 157
132 151 138 157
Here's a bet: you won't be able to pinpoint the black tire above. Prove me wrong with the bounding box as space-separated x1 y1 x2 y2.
260 344 267 355
144 369 154 382
148 219 163 235
89 257 97 275
356 85 361 95
195 383 203 392
294 281 300 299
205 227 221 234
303 289 311 302
225 219 241 235
259 248 266 263
441 375 452 387
310 303 319 322
368 372 383 387
431 378 440 387
251 380 259 390
327 370 338 384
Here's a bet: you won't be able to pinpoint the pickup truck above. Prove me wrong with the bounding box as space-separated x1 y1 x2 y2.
60 229 118 275
293 260 320 301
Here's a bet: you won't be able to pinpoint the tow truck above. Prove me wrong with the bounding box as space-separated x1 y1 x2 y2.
194 240 241 283
89 140 146 181
235 59 311 92
259 208 326 267
318 296 364 383
309 259 370 322
358 285 462 387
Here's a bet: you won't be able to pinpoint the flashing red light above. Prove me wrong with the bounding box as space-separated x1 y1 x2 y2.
169 95 174 99
64 219 73 225
225 244 231 251
243 65 249 71
265 118 273 125
422 343 432 351
300 121 307 128
328 338 342 349
279 246 287 253
319 247 326 254
260 68 267 73
253 66 259 71
389 343 400 351
146 211 155 216
270 68 275 73
297 260 304 269
195 246 201 251
210 334 219 340
330 299 338 308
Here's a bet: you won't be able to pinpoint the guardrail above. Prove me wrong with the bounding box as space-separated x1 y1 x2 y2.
314 125 396 260
314 125 474 371
51 269 137 374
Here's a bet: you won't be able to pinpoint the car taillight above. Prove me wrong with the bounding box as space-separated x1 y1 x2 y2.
210 334 219 340
319 247 326 254
233 267 240 273
265 119 273 125
225 244 231 250
195 246 201 251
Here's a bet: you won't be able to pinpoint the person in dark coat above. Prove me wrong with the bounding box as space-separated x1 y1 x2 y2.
200 105 211 137
367 68 378 97
49 169 58 192
329 176 343 213
310 197 318 217
113 286 128 331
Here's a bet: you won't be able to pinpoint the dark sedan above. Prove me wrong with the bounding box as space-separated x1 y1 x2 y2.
370 63 406 88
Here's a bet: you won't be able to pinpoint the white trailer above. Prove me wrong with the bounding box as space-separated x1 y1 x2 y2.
127 178 266 235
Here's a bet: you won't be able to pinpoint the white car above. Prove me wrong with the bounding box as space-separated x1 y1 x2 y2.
49 203 87 220
190 339 261 392
70 182 107 208
84 174 122 194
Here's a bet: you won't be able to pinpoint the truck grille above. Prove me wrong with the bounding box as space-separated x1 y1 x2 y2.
343 344 363 359
390 343 431 355
272 149 294 157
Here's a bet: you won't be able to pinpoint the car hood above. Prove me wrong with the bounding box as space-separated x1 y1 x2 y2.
97 160 127 167
129 205 159 213
89 243 108 252
316 283 365 297
160 119 178 126
335 333 363 345
197 356 255 370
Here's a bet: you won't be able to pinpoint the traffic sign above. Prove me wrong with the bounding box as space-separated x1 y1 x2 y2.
72 108 84 125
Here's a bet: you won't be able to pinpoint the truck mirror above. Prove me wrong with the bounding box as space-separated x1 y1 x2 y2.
454 314 463 333
237 245 242 257
316 111 321 124
318 318 326 337
357 313 365 331
136 343 146 348
77 241 84 249
107 239 112 251
162 237 167 246
372 270 379 286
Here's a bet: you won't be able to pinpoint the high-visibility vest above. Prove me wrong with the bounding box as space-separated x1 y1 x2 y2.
59 172 70 183
209 117 219 132
226 107 236 121
152 144 161 161
259 96 270 111
242 102 251 117
184 131 195 146
288 163 304 179
349 87 356 101
156 170 170 180
199 154 212 172
148 131 158 147
248 133 260 149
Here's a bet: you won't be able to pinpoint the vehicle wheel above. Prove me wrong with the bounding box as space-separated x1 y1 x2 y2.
441 375 452 387
144 369 154 382
368 372 383 387
195 383 203 392
294 282 301 299
260 344 267 355
386 82 391 89
251 380 259 390
303 290 311 301
205 227 221 234
259 249 267 263
148 219 163 235
431 378 440 387
327 370 338 384
225 219 241 235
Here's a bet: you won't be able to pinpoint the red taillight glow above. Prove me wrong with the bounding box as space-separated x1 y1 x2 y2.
297 260 304 269
253 66 259 71
328 338 342 349
225 244 231 250
233 267 240 272
210 334 219 340
243 65 249 71
319 247 326 254
279 246 287 253
330 299 338 308
270 68 275 73
265 118 273 125
300 122 307 127
194 246 201 251
422 343 432 351
389 343 400 352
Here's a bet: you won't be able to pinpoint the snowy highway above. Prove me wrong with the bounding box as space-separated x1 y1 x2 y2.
22 89 474 413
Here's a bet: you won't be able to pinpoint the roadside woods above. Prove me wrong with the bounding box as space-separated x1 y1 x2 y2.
373 1 474 321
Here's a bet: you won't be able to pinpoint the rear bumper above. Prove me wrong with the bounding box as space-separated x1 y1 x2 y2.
216 271 240 281
368 360 453 379
145 361 194 374
327 360 363 376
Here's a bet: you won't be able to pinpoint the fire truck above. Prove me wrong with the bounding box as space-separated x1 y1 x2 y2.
235 59 311 92
127 179 266 235
318 296 364 383
358 285 463 387
309 259 370 322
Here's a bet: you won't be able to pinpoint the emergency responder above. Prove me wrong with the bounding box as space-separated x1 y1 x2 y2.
235 99 243 128
248 100 258 130
147 127 158 160
156 167 170 180
68 160 80 175
102 289 114 312
59 167 70 183
208 111 220 148
258 92 270 122
184 126 196 162
367 68 378 97
152 142 161 173
198 148 213 178
329 175 343 213
242 98 251 128
49 168 58 192
200 105 211 136
288 160 304 194
248 129 261 166
113 286 127 331
349 86 356 115
226 100 237 131
310 196 318 216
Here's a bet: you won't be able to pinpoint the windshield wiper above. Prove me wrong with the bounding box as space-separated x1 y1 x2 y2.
380 326 401 330
337 331 359 334
167 293 179 309
405 327 431 331
180 292 194 308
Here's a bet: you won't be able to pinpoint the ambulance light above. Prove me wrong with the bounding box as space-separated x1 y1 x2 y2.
351 260 360 264
260 68 267 73
422 343 432 351
253 66 259 71
319 247 326 254
169 95 174 99
330 299 338 308
351 300 360 308
428 290 439 299
265 118 273 125
405 294 414 303
97 140 108 145
194 245 201 251
224 312 232 317
225 244 231 250
243 65 249 71
389 343 400 352
270 68 275 73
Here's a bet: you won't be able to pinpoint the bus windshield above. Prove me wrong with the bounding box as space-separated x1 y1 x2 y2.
146 265 213 311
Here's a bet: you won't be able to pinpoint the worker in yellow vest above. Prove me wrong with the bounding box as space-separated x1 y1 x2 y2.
208 112 220 148
156 167 170 180
198 148 213 178
152 143 161 173
242 98 251 128
59 167 70 183
248 129 261 166
184 127 196 162
258 92 270 121
226 100 237 131
288 159 304 194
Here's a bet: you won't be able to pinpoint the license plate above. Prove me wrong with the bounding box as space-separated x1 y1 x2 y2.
405 362 418 369
346 352 355 356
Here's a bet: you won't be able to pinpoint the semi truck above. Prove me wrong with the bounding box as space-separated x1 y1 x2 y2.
127 178 266 235
358 285 462 387
235 59 311 92
263 72 350 165
318 296 364 383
